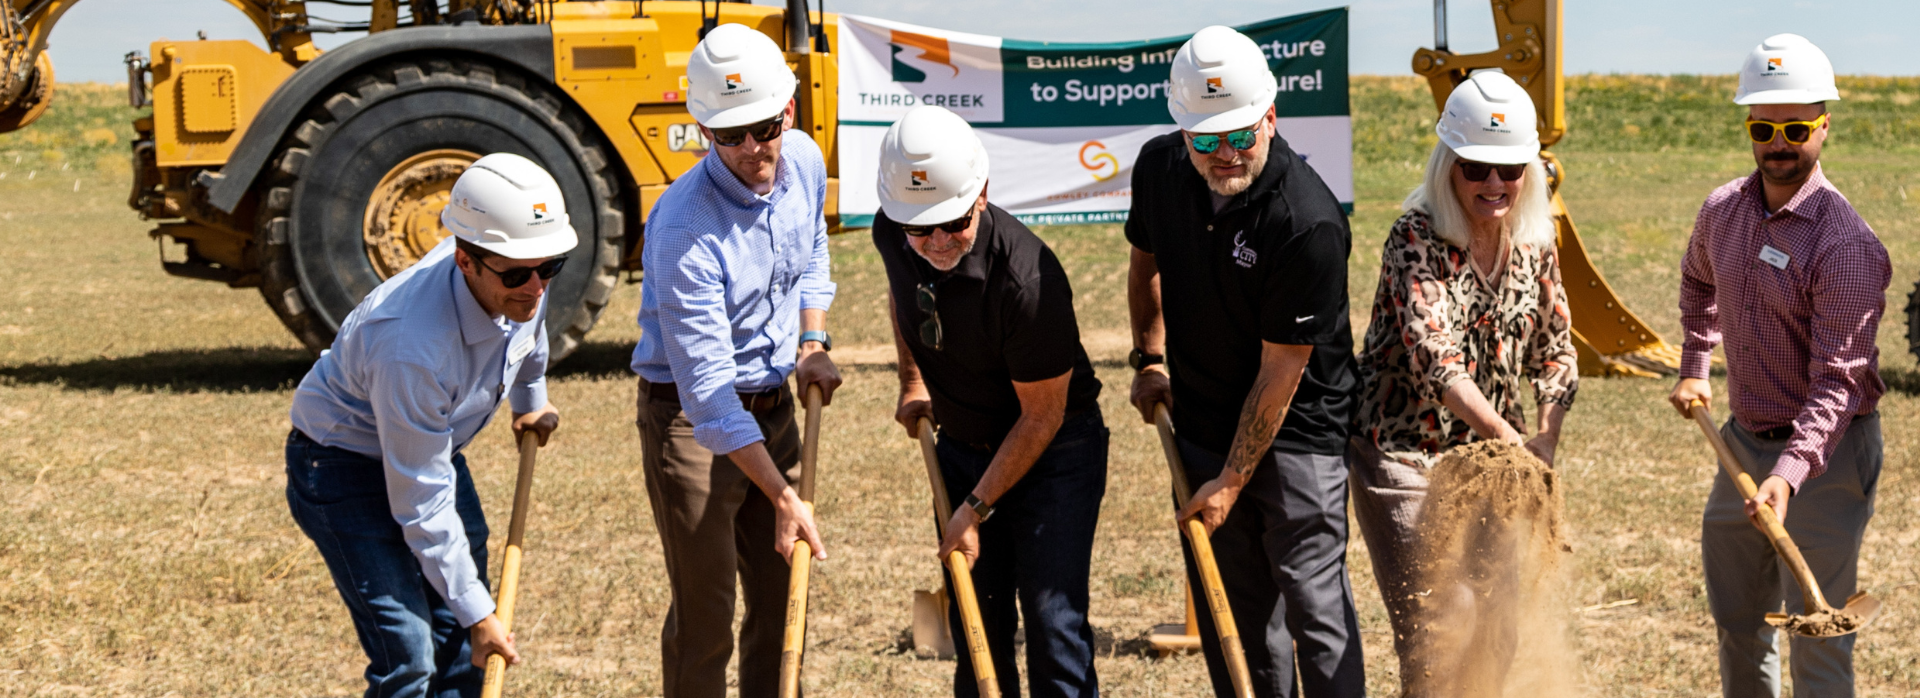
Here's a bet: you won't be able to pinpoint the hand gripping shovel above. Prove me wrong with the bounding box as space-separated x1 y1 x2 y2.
916 418 1002 698
1154 404 1255 698
480 431 542 698
1689 402 1881 638
778 385 825 698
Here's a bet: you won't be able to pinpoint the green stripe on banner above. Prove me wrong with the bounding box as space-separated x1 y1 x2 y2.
837 203 1354 231
996 7 1347 128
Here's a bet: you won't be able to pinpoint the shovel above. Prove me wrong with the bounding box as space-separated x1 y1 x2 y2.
480 431 542 698
1689 401 1881 638
1154 404 1255 698
915 418 1002 698
778 385 825 698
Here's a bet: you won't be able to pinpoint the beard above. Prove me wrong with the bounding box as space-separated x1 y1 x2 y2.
914 235 976 272
1201 143 1269 197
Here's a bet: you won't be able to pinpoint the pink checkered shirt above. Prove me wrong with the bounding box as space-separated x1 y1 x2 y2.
1679 164 1890 490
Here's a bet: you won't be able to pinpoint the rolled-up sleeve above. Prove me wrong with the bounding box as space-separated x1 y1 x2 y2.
508 307 550 414
798 174 836 312
1773 241 1890 489
369 358 496 627
1390 229 1471 404
1678 206 1721 380
1527 246 1579 407
657 234 764 454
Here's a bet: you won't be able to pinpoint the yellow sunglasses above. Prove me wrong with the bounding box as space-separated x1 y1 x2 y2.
1745 113 1828 145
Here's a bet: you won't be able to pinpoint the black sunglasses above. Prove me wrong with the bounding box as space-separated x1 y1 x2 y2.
1457 160 1526 182
708 114 785 147
901 208 976 237
915 282 942 350
477 256 566 289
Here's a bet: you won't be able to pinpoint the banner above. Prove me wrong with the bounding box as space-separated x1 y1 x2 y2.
836 8 1351 227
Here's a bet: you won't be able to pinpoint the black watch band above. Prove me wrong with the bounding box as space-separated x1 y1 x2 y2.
1128 348 1165 371
964 493 995 522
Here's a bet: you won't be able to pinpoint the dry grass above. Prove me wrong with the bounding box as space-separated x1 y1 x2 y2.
2 78 1919 696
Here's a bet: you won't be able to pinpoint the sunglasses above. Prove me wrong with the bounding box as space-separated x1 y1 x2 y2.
915 282 942 350
708 114 785 147
477 256 566 289
1456 160 1527 182
901 208 976 237
1746 113 1828 146
1186 127 1259 155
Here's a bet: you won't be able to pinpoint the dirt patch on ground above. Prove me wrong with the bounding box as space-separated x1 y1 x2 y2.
1410 440 1577 697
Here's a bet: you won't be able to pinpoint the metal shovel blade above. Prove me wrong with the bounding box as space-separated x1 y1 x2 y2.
1764 592 1883 638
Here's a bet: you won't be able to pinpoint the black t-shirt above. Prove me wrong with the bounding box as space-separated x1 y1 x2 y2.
874 204 1103 446
1124 131 1356 455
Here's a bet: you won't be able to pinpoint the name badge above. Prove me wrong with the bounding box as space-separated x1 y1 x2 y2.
1758 245 1790 270
508 337 536 365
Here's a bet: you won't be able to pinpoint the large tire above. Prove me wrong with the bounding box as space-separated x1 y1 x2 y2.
254 57 623 361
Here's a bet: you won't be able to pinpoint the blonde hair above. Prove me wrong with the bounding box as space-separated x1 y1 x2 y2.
1401 142 1555 251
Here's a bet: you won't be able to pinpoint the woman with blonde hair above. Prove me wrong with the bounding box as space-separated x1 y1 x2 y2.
1349 70 1578 692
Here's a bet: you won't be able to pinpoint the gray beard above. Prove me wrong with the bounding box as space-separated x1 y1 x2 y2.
915 237 977 271
1203 150 1268 197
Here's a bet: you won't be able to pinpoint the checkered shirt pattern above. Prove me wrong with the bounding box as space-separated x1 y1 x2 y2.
1679 164 1890 490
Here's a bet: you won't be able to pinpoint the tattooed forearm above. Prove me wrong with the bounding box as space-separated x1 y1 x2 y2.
1225 380 1283 479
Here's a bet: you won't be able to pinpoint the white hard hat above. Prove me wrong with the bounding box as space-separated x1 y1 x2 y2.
686 24 798 128
1435 70 1541 165
1167 26 1278 132
877 106 989 227
440 153 578 259
1734 34 1839 105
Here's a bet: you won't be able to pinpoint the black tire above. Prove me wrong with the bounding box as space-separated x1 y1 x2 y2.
254 57 623 361
1906 277 1920 364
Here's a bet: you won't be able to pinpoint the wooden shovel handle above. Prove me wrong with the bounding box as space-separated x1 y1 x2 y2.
778 385 826 698
918 420 1002 698
1154 405 1255 698
1689 402 1832 613
481 431 541 698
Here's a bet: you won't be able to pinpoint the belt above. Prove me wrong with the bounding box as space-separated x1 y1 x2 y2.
1752 425 1794 441
648 381 788 416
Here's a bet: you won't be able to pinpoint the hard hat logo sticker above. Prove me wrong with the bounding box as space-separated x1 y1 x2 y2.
1489 113 1506 128
1205 77 1223 93
723 73 750 94
907 170 934 191
532 203 548 220
1767 58 1782 71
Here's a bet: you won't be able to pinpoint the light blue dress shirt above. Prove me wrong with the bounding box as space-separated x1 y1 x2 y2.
290 238 549 627
631 132 835 454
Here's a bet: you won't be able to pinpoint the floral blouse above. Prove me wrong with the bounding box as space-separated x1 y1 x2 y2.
1354 210 1579 469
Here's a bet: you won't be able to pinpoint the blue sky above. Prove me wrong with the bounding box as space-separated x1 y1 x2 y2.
42 0 1920 84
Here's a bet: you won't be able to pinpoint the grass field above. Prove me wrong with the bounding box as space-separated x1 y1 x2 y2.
2 76 1918 696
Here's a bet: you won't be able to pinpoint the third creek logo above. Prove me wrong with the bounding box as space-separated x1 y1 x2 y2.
1489 112 1506 128
723 73 743 91
908 170 931 189
890 30 959 83
1205 77 1223 94
531 203 548 220
1767 57 1783 72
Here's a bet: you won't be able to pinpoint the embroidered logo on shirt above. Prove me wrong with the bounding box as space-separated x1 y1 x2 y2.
1295 315 1315 323
1231 231 1257 268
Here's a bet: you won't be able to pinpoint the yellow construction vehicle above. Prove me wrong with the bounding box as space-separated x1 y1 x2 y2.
1 0 839 358
1412 0 1683 376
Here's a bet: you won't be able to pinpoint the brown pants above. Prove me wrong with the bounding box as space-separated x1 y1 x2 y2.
636 378 803 698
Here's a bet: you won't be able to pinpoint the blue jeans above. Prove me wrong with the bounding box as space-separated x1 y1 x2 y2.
285 431 491 698
936 410 1108 698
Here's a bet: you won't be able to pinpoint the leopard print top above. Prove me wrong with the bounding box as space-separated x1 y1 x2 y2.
1354 210 1579 469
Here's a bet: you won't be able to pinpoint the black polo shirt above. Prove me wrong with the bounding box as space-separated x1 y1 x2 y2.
874 203 1103 446
1124 130 1356 456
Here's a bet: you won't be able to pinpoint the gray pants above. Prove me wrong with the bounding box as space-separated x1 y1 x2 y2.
1176 436 1365 698
1703 412 1881 698
1345 437 1430 689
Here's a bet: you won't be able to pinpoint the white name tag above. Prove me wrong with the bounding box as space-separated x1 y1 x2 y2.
1759 245 1790 270
508 338 536 365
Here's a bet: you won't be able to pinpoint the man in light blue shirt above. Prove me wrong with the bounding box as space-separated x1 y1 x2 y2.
287 153 571 698
629 24 841 697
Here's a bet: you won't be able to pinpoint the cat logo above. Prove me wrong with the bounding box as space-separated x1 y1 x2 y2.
1767 57 1783 72
531 203 548 220
666 123 710 152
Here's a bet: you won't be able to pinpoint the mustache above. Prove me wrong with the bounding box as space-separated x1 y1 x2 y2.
1763 151 1801 162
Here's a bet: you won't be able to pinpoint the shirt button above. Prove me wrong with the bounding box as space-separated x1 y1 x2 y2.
1206 225 1214 231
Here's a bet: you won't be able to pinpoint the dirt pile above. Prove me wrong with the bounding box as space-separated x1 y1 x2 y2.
1409 440 1577 697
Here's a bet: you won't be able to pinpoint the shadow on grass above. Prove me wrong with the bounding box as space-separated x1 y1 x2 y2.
548 340 639 381
0 346 314 393
1883 365 1920 396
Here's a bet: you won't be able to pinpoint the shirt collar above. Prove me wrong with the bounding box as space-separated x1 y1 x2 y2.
451 264 512 346
1743 162 1832 220
701 142 790 207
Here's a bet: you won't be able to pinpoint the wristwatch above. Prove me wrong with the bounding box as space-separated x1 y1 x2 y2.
1128 347 1165 372
799 330 832 351
963 493 995 522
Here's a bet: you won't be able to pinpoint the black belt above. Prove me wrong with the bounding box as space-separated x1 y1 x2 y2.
648 381 788 416
1751 425 1794 441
